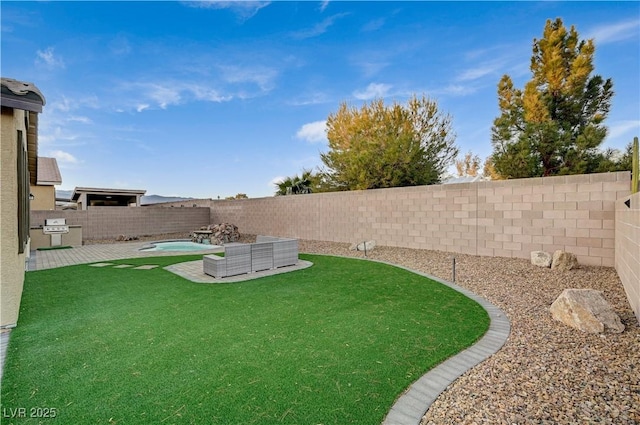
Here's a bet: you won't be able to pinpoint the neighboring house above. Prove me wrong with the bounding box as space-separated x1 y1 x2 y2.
72 187 146 210
1 77 46 329
30 156 62 210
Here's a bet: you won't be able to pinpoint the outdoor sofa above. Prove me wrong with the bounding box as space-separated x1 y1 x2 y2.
203 236 298 279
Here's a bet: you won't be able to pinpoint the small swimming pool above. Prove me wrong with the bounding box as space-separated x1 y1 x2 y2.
140 241 221 252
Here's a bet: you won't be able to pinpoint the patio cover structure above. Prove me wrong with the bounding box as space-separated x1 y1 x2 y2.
71 187 146 210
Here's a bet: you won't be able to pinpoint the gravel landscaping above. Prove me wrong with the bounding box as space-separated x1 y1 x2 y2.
295 240 639 425
91 232 639 424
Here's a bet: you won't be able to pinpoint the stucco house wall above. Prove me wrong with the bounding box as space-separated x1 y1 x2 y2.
1 77 45 329
30 184 55 210
1 107 28 328
29 156 62 211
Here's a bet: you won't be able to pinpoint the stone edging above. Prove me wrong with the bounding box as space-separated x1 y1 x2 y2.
167 251 510 424
373 259 511 425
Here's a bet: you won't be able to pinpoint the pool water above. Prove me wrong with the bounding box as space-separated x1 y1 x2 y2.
140 241 221 252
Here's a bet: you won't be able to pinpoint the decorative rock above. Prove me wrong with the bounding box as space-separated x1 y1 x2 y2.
550 289 625 334
551 250 578 271
531 251 552 268
116 234 138 242
350 240 376 252
192 223 240 245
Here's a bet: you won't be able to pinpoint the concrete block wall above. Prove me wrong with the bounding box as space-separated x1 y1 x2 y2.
30 206 210 241
474 172 628 266
615 191 640 324
207 172 630 267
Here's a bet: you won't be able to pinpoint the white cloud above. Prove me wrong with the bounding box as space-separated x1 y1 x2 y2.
38 95 100 148
362 18 385 32
357 60 391 78
50 95 99 113
67 116 92 124
38 125 84 146
457 63 501 82
287 92 331 106
35 47 65 70
438 84 477 97
606 120 640 140
183 1 270 21
296 121 327 144
187 84 231 102
587 19 640 45
319 1 330 12
291 13 349 39
145 84 182 109
127 81 234 111
353 82 392 100
270 176 286 186
218 65 278 92
49 150 79 164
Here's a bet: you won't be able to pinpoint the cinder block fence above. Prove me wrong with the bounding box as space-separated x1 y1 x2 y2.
30 206 210 240
190 172 629 268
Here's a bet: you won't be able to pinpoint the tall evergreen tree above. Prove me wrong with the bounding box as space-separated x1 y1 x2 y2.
491 18 614 178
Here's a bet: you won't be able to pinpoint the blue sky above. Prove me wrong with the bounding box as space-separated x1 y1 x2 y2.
2 1 639 198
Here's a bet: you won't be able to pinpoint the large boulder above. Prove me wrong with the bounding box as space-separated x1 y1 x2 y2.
531 251 552 268
550 289 625 334
551 250 578 271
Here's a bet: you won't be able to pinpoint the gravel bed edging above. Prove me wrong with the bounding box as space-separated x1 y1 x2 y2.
294 239 640 425
358 258 511 425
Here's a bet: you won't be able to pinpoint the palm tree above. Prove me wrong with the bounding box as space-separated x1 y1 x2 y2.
275 169 315 195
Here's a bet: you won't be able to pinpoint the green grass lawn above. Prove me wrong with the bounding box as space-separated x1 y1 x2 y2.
1 254 489 424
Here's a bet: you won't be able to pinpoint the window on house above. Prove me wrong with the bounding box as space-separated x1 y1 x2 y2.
17 129 29 254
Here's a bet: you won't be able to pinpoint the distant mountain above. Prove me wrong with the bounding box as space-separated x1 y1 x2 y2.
55 190 193 205
55 190 73 200
140 194 194 205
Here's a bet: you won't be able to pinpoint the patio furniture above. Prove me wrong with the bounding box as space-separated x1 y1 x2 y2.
203 244 251 278
256 235 298 268
203 236 298 279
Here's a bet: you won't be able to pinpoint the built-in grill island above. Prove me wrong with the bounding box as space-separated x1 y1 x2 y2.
42 218 69 247
30 218 82 250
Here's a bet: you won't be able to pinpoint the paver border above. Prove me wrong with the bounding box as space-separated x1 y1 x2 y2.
369 259 511 425
165 259 314 283
296 253 510 425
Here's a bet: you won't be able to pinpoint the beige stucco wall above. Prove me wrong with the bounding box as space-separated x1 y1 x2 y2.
29 184 56 210
1 107 27 328
615 191 640 324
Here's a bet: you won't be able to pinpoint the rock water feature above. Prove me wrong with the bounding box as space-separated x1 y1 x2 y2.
191 223 240 245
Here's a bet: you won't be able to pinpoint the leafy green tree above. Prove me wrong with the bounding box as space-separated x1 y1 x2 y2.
275 169 317 195
320 95 457 190
491 18 614 178
225 193 249 200
589 141 634 173
455 151 481 177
